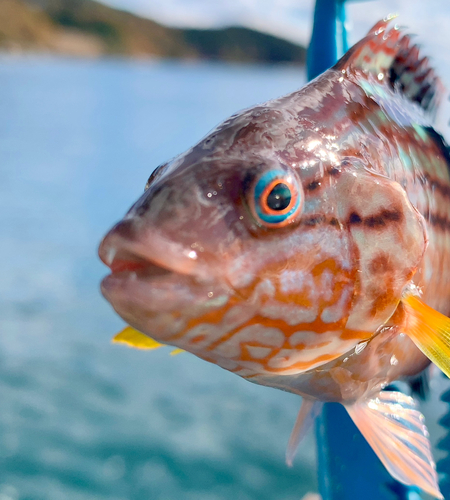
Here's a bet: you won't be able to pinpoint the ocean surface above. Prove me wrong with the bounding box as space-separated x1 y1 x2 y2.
0 58 318 500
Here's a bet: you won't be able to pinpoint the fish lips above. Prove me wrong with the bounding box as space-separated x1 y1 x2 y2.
99 228 231 339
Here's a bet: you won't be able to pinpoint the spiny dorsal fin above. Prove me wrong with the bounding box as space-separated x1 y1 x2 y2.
337 16 444 116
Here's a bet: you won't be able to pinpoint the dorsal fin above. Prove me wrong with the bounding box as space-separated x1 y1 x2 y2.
336 16 444 116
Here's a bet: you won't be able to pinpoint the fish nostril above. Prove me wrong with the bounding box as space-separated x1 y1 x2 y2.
112 219 139 240
136 205 147 216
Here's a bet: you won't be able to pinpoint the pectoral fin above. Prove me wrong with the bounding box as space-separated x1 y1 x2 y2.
402 294 450 378
346 391 441 499
113 326 165 350
286 399 323 467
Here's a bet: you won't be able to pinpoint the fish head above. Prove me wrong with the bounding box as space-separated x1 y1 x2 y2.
99 81 427 380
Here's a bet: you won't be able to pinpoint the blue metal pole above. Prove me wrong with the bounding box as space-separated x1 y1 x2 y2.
316 403 421 500
307 0 348 81
307 0 338 80
437 374 450 498
307 3 433 499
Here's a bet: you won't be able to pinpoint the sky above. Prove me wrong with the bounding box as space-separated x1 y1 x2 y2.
100 0 450 113
100 0 450 56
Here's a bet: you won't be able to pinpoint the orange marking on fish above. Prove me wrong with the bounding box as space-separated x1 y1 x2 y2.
311 258 343 278
185 301 236 328
273 286 313 308
181 256 357 357
205 322 252 353
229 336 339 375
302 340 331 350
369 253 393 274
168 296 242 342
208 315 339 352
368 277 397 318
339 328 373 341
239 338 332 363
191 334 207 344
265 353 338 373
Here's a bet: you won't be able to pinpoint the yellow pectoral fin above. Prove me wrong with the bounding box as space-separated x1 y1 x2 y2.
402 294 450 378
112 326 165 350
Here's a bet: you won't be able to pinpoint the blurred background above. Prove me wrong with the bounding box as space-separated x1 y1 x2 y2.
0 1 449 499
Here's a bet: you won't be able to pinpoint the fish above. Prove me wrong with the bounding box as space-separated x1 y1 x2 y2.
99 17 450 499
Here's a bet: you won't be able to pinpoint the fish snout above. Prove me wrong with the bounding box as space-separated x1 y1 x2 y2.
98 218 218 281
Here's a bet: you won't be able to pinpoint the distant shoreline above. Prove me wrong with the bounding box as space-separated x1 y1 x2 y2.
2 0 307 65
0 50 307 69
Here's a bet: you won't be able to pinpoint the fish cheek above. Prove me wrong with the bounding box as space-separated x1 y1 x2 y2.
337 171 427 332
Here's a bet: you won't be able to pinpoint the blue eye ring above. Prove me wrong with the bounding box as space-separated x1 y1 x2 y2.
249 169 303 228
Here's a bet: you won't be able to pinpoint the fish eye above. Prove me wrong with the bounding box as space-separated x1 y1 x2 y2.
249 169 303 228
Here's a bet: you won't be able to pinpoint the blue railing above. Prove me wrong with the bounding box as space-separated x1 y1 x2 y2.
438 381 450 498
307 2 450 498
307 0 348 81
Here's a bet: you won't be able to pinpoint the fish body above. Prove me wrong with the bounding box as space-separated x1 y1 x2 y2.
99 19 450 498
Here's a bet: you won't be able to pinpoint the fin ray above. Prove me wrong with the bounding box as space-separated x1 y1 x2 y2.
286 399 323 467
346 391 442 499
402 294 450 379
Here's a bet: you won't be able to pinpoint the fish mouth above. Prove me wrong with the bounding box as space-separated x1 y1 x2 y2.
99 235 178 298
100 249 176 306
98 219 217 279
102 245 173 279
99 235 201 307
98 227 231 338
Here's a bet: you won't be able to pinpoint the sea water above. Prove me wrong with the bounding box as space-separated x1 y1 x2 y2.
0 58 317 500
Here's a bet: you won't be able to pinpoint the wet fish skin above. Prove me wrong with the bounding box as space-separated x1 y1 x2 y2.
100 35 432 397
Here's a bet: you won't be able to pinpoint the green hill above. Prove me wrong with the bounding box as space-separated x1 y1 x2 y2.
0 0 306 63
